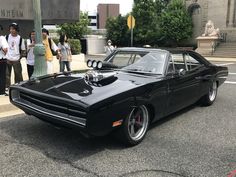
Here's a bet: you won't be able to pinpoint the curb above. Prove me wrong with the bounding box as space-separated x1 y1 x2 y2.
205 57 236 62
0 96 23 118
0 110 24 119
0 103 18 113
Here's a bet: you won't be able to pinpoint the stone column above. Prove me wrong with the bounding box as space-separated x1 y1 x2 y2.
228 0 236 27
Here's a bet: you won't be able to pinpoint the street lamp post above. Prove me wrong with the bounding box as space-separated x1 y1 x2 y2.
32 0 46 78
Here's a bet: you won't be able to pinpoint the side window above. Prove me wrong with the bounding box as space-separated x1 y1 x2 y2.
171 54 187 71
185 54 202 71
167 56 175 74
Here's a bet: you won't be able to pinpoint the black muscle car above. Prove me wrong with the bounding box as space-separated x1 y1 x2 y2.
9 48 228 146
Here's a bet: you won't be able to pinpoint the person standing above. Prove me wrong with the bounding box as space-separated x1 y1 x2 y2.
0 25 9 96
57 34 72 72
42 28 59 74
26 30 36 79
5 22 25 89
105 39 115 56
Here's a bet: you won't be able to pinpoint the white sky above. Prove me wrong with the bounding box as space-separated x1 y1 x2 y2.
80 0 134 15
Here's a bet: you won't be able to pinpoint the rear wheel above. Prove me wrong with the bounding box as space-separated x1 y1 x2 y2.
116 105 150 146
201 81 218 106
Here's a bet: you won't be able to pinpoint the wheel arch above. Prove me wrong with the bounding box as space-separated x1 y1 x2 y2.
146 104 155 123
216 80 219 87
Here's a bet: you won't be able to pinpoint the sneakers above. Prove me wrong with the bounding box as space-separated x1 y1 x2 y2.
0 93 8 96
5 88 9 95
0 88 9 96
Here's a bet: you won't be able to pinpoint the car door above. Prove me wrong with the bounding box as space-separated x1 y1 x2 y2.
166 53 203 114
186 52 214 98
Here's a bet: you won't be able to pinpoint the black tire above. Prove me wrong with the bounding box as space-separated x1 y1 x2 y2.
116 105 150 146
201 81 218 106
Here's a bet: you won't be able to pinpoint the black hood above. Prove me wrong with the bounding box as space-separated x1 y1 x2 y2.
20 70 161 105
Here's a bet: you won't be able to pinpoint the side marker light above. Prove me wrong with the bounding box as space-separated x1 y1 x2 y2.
112 120 123 127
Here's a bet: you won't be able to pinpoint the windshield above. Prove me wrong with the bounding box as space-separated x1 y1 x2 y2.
123 52 166 74
105 51 167 74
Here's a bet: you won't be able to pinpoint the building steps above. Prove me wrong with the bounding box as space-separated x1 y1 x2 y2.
213 42 236 57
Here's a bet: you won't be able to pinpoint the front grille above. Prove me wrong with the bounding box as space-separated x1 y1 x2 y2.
20 92 86 118
14 90 87 127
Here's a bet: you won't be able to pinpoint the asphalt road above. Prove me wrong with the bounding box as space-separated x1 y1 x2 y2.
0 62 236 177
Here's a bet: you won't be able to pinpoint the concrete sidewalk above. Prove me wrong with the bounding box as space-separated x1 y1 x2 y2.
0 54 235 118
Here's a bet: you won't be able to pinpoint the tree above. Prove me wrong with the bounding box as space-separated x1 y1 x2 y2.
155 0 170 16
159 0 192 46
105 15 129 47
57 12 91 39
132 0 160 46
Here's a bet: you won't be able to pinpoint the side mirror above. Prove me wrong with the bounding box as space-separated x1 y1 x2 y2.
178 69 186 76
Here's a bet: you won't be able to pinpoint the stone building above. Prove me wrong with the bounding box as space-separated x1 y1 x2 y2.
0 0 80 38
186 0 236 42
97 4 120 29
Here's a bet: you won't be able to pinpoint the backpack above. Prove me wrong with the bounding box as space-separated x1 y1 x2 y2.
48 37 57 56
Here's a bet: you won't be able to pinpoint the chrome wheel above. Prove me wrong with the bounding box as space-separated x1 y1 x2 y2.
127 105 149 141
201 81 218 106
209 81 217 102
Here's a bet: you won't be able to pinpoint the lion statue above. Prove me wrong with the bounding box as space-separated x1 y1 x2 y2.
202 20 220 37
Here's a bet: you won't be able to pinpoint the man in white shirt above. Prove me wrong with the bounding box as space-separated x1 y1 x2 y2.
0 25 9 96
5 23 25 89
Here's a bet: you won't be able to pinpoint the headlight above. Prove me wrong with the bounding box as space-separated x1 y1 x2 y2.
92 60 97 68
97 61 103 69
87 60 93 67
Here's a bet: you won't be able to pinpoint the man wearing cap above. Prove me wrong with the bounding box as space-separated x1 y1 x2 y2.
0 25 9 96
5 23 25 89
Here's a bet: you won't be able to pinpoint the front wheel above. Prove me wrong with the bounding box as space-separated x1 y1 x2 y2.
116 105 150 146
201 81 218 106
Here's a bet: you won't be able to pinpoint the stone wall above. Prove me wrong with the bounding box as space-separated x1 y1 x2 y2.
207 0 228 28
187 0 236 42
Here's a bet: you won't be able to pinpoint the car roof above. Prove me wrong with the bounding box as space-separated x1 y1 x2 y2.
116 47 193 54
116 47 167 52
114 47 211 65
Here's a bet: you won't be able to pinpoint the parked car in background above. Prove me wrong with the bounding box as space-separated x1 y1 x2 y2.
9 47 228 146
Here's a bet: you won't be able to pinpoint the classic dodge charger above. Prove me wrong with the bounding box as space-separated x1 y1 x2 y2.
9 48 228 146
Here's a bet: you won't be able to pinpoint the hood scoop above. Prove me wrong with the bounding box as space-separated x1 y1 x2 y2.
84 70 117 87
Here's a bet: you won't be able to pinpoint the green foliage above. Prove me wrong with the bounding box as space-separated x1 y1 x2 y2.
57 12 91 39
105 15 130 47
132 0 160 46
155 0 170 17
52 38 59 47
68 39 81 54
159 0 192 45
52 38 81 55
105 0 193 47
